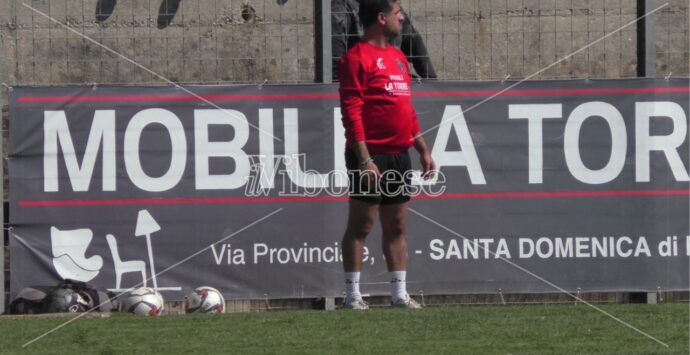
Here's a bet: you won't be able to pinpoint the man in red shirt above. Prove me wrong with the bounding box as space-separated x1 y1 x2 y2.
338 0 436 309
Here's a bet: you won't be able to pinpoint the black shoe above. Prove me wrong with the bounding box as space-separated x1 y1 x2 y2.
157 0 182 29
95 0 117 23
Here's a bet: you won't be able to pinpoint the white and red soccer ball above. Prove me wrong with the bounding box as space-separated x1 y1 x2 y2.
185 286 225 314
121 287 165 316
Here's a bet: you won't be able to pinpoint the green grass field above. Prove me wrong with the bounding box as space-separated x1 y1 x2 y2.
0 304 688 354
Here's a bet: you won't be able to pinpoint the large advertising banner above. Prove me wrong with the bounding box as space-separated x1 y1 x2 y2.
8 78 690 300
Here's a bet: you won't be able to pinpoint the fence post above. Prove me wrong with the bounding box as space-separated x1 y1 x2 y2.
0 28 5 314
314 0 332 83
315 2 332 309
636 0 656 77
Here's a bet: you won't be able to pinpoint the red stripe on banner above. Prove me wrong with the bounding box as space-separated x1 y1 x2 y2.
16 93 340 103
17 189 690 207
413 86 690 97
16 86 690 103
414 189 690 200
17 195 347 207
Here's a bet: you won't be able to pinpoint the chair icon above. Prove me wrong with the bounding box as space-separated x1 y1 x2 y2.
50 227 103 282
106 234 147 290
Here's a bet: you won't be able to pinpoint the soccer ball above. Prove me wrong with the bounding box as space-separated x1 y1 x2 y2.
44 288 88 313
121 287 165 316
185 286 225 314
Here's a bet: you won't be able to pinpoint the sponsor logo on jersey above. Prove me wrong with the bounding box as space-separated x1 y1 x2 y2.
376 58 386 70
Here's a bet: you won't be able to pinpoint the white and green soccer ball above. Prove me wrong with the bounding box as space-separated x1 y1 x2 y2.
185 286 225 314
121 287 165 316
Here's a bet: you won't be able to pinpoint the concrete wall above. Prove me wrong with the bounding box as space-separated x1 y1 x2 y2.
0 0 315 85
403 0 641 79
655 0 689 76
0 0 687 86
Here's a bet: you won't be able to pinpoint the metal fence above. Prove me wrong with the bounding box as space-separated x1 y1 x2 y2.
398 0 643 80
0 0 315 86
328 0 687 81
656 0 690 77
0 1 687 87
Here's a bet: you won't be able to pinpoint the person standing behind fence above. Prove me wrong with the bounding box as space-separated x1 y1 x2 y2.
331 0 437 80
337 0 436 309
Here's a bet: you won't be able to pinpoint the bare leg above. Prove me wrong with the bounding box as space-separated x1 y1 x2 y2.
342 199 378 272
379 202 409 271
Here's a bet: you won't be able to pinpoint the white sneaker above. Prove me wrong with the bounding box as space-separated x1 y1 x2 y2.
341 296 369 310
391 295 422 309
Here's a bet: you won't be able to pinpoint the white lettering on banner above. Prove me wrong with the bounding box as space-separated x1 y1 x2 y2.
210 243 246 265
259 108 277 189
124 108 187 192
429 238 511 260
509 101 688 184
40 100 688 192
195 109 250 190
44 110 116 192
518 236 652 259
251 242 371 265
635 102 690 182
283 108 330 189
564 102 627 184
431 105 486 184
429 239 444 260
216 234 680 268
508 104 563 184
332 108 348 187
657 236 679 257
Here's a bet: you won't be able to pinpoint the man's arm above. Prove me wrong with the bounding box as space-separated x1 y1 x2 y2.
338 54 366 145
413 134 436 180
338 52 381 182
351 141 381 181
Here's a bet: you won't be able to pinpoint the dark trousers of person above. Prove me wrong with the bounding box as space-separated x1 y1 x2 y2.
331 0 437 80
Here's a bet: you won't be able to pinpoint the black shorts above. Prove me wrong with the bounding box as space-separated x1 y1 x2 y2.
345 148 412 205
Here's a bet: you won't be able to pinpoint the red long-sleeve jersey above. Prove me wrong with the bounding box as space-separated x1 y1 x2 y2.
338 41 420 154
